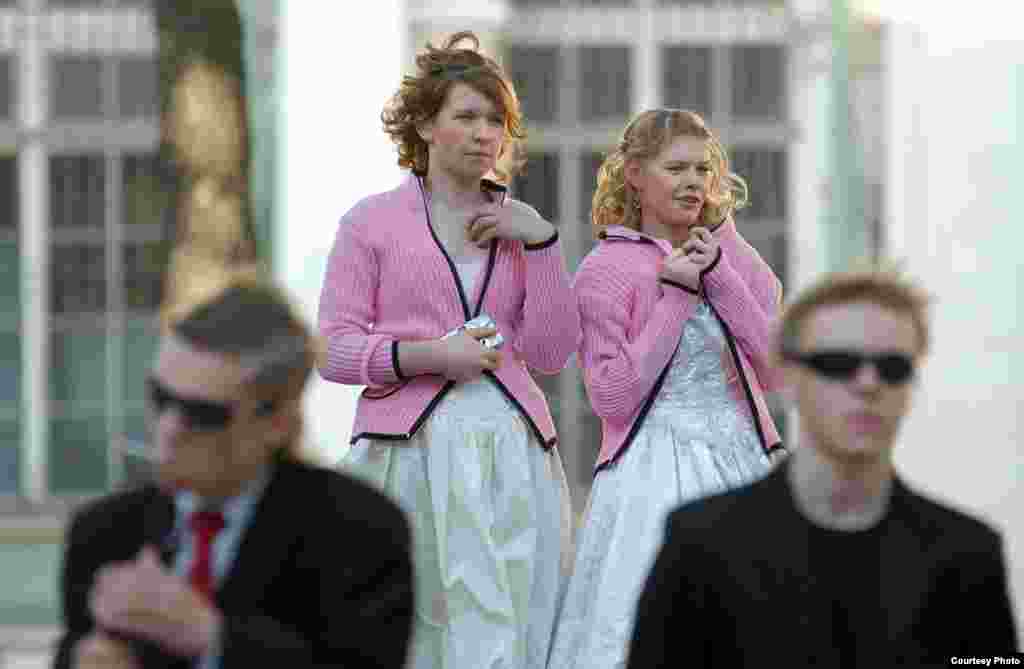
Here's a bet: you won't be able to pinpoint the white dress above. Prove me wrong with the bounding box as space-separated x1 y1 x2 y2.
343 258 575 669
546 300 772 669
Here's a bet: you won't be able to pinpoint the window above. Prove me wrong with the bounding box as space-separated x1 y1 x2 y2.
117 57 160 118
513 152 560 223
579 150 606 231
662 46 711 118
0 55 11 120
0 155 17 495
506 46 559 124
731 44 785 120
579 46 630 122
51 56 104 119
731 148 786 220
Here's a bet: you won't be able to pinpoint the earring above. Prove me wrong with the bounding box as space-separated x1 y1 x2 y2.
632 196 641 212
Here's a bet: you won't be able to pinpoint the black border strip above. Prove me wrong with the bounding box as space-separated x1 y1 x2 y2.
594 347 678 474
349 381 456 445
391 340 406 380
660 278 699 295
524 229 559 251
704 298 775 456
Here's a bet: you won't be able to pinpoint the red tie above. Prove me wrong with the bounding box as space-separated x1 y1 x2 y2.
188 510 226 600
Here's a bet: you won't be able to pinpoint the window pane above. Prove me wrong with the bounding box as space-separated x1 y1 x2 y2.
0 55 11 120
579 46 630 122
0 420 17 495
122 317 158 414
117 57 159 118
513 152 560 223
0 332 19 407
579 150 605 229
50 154 106 228
731 44 785 120
49 415 109 493
51 244 107 314
0 155 17 232
662 46 711 118
124 242 170 311
52 56 104 119
506 46 559 124
0 241 18 330
731 148 786 220
50 328 107 405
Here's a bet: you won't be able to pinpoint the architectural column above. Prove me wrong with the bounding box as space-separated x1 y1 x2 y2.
19 0 48 503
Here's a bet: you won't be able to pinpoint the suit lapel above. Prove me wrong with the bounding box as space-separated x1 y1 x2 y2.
215 460 304 611
138 486 177 568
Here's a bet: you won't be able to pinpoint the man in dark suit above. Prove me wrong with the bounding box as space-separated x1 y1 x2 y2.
627 268 1018 667
55 275 414 668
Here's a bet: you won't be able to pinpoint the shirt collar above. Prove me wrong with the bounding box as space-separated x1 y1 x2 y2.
600 225 676 254
174 467 272 528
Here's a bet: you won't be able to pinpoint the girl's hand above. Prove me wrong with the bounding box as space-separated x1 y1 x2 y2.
466 201 554 248
436 327 503 381
681 226 720 271
659 248 701 292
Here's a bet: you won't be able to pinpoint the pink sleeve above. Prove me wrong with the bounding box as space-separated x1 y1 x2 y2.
700 247 784 392
512 235 582 374
575 255 698 422
316 217 401 388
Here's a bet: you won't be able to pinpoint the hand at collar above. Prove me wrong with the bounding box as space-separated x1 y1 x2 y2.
90 546 222 658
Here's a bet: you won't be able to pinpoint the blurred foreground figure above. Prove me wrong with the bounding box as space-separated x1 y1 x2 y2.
55 274 414 668
627 268 1018 667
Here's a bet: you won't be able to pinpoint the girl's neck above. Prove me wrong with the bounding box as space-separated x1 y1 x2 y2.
640 215 692 248
423 170 487 210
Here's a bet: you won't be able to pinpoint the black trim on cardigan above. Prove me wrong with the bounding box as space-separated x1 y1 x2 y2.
704 298 777 456
349 380 457 444
524 229 559 251
659 278 700 295
391 340 406 380
699 246 723 278
594 346 678 475
349 375 556 450
482 370 556 450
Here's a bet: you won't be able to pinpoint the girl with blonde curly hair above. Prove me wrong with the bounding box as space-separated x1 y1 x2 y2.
548 109 785 669
318 32 579 669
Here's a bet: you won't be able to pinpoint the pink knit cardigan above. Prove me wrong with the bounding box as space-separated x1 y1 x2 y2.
317 174 581 448
573 222 784 470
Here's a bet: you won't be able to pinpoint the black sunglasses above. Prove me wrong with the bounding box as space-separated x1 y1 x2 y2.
783 350 916 386
146 377 278 432
147 377 237 431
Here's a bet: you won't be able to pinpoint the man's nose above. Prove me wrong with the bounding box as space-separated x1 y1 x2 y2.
154 405 188 440
851 360 882 392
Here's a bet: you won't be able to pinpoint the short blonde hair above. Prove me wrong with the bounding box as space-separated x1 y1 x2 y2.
779 266 931 355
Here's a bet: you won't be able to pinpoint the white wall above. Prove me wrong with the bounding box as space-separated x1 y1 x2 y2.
886 23 1024 641
278 2 404 465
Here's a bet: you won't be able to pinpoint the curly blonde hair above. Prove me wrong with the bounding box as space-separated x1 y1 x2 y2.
381 31 526 183
591 109 748 235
